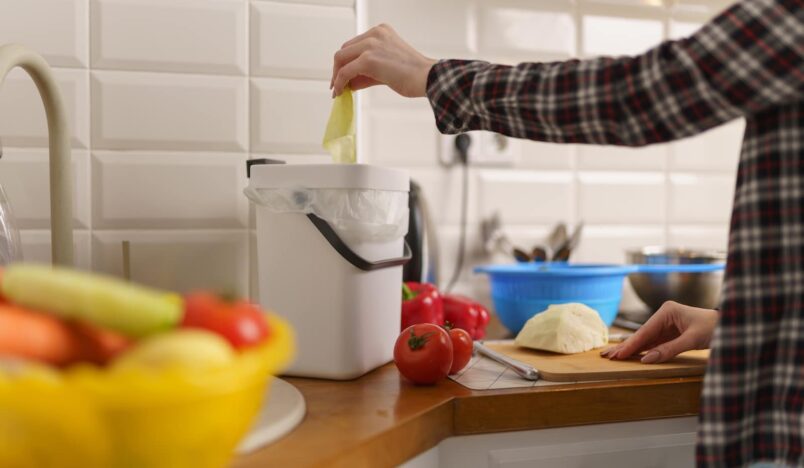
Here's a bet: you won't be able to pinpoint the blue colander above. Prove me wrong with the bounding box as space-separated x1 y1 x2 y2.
474 263 638 333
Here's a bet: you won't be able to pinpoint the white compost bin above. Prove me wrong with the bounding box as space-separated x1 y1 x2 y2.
246 160 410 379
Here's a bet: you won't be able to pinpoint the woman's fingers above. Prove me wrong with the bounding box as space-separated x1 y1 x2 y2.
331 39 378 89
608 306 673 359
641 332 698 363
348 75 381 91
331 24 391 87
332 54 376 97
600 345 619 357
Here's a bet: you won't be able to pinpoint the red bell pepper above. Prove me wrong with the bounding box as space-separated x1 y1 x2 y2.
401 282 444 330
443 295 490 340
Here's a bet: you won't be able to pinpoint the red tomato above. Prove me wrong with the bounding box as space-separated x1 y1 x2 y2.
393 324 453 385
181 292 270 349
447 328 472 374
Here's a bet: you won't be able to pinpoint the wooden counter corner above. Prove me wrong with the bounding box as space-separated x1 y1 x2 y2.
233 364 702 468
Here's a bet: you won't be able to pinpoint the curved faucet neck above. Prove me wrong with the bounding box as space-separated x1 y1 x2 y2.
0 44 74 267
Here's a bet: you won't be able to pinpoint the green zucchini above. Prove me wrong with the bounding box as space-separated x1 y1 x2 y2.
2 264 182 338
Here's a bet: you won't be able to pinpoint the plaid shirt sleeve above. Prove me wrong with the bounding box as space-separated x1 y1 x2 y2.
426 0 803 147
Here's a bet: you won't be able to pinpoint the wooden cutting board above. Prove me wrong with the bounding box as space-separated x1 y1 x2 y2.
485 342 709 382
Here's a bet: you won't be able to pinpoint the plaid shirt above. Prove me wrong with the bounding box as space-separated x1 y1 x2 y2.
426 0 803 465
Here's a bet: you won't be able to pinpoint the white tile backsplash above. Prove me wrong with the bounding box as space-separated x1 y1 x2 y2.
669 173 735 223
479 170 574 225
670 20 704 39
0 149 89 229
366 109 438 166
91 70 247 151
478 1 576 58
573 225 665 264
409 167 479 225
0 68 89 148
578 143 668 171
20 229 92 270
92 152 248 229
249 231 259 302
518 142 576 170
578 172 666 223
251 1 355 79
0 0 88 67
91 0 247 75
582 15 663 57
92 230 249 295
367 0 472 56
260 0 354 6
670 120 744 171
250 77 331 153
668 225 729 251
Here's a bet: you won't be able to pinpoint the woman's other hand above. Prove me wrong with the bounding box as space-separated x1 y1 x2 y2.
330 24 436 98
601 301 718 364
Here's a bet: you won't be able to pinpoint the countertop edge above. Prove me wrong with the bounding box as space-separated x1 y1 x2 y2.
233 368 703 468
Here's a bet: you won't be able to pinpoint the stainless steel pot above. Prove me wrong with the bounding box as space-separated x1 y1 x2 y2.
626 247 726 312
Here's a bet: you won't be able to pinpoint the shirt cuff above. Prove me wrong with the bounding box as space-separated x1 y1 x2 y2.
425 59 489 134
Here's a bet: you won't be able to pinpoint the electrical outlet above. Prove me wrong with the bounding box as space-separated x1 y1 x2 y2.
439 131 519 167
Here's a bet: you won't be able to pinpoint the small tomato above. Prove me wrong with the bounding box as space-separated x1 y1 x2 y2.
181 292 270 349
393 324 452 385
447 328 473 374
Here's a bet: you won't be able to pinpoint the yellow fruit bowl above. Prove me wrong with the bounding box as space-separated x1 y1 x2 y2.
0 314 294 468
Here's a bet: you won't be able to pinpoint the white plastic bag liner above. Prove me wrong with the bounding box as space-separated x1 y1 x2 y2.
244 186 408 244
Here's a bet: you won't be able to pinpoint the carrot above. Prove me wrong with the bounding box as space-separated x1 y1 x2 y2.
0 303 83 366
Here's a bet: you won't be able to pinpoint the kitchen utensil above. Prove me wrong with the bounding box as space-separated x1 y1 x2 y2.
403 180 439 285
473 341 540 381
613 317 644 331
481 213 511 255
0 315 294 468
546 222 567 257
475 263 638 333
626 247 725 313
247 161 411 380
513 247 531 262
552 222 583 262
530 246 547 262
484 341 708 382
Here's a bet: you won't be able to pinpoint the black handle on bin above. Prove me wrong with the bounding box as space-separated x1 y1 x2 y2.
246 158 286 178
307 214 412 271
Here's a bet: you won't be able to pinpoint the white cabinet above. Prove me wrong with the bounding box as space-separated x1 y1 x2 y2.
400 417 697 468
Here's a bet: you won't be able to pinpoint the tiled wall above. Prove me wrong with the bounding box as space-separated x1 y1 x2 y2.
0 0 355 297
0 0 742 311
359 0 743 311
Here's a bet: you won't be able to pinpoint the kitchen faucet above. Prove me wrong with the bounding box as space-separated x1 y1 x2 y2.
0 44 74 266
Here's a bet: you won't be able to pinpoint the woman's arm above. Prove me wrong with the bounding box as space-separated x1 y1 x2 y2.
332 0 802 147
428 0 802 146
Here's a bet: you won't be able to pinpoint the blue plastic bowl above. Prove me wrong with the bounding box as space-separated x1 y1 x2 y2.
474 263 638 333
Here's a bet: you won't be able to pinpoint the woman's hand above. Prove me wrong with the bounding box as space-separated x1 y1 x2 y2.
601 301 718 364
330 24 436 98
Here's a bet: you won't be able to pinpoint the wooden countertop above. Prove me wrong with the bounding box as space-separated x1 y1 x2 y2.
233 364 703 468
